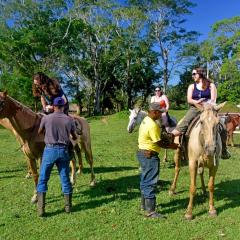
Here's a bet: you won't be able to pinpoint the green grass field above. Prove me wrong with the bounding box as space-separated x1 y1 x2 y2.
0 110 240 240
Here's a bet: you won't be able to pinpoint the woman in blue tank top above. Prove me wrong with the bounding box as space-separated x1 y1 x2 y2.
172 67 217 135
171 67 230 159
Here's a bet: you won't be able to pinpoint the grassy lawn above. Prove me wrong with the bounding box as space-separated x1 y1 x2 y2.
0 110 240 240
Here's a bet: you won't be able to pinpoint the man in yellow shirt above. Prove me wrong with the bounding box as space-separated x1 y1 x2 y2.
137 102 177 219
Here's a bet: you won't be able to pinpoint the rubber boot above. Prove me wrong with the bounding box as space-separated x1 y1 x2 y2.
37 192 46 217
145 198 166 219
220 124 231 159
64 194 72 213
140 194 145 211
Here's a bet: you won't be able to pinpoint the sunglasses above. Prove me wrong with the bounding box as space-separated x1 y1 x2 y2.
192 72 197 76
155 89 161 92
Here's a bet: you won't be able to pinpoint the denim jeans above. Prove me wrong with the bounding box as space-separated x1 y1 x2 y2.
137 151 160 199
37 145 72 194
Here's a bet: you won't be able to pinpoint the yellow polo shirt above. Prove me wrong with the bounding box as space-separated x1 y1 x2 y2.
138 116 161 153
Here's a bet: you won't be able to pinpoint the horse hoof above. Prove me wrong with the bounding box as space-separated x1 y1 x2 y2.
71 179 76 185
31 195 38 204
184 213 193 220
90 180 96 187
25 173 32 179
209 209 217 217
77 169 82 175
169 190 177 196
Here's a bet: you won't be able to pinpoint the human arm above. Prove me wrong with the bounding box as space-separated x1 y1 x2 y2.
40 96 48 111
150 96 155 103
162 95 169 111
210 83 217 103
38 117 45 135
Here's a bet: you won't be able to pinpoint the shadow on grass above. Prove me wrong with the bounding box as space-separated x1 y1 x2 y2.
80 166 137 174
160 178 240 217
0 167 24 174
0 175 18 179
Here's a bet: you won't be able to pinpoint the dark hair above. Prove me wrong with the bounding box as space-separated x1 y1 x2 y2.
32 72 61 97
194 67 212 90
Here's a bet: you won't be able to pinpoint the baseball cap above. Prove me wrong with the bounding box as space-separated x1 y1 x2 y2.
53 97 65 106
149 102 165 112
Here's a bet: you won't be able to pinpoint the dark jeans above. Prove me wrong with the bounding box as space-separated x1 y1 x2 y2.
37 145 72 194
137 151 160 199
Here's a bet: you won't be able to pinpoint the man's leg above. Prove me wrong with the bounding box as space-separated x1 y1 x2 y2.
37 147 55 217
56 147 72 213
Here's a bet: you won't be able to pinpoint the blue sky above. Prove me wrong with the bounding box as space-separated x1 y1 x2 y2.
183 0 240 41
169 0 240 85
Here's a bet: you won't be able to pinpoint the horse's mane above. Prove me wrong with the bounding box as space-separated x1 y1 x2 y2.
7 96 38 117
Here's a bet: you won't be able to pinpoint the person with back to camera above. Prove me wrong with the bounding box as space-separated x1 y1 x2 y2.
137 102 179 219
37 97 78 217
171 67 230 159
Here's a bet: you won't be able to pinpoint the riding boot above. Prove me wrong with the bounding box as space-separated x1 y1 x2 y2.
140 194 145 211
145 198 166 219
219 124 231 159
37 192 46 217
64 194 72 213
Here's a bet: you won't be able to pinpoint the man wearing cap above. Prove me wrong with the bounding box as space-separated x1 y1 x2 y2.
36 97 78 217
137 102 178 219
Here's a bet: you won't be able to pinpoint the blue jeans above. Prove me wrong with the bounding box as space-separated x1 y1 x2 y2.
137 151 160 199
37 145 72 194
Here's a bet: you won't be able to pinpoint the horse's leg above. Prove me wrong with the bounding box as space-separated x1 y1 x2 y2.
185 160 197 220
82 141 96 186
198 158 207 195
28 158 39 204
25 161 32 179
230 133 234 147
162 149 168 162
169 147 181 195
208 165 218 217
75 144 83 175
70 157 76 185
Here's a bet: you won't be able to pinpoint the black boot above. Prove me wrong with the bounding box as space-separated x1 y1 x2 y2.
140 194 145 211
145 198 166 219
219 124 231 159
64 194 72 213
37 192 46 217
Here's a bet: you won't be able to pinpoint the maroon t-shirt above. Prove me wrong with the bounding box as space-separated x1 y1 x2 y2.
39 112 76 145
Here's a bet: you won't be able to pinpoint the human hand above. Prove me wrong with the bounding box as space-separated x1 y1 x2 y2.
196 98 206 104
46 105 53 113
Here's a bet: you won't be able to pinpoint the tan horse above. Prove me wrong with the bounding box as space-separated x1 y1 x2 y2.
169 102 225 220
0 91 95 203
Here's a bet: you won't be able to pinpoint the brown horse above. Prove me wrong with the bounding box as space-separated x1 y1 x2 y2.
225 113 240 146
0 118 34 178
169 102 225 220
0 91 95 203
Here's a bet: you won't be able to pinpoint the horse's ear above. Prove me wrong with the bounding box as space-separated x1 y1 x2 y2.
3 91 8 97
214 102 227 112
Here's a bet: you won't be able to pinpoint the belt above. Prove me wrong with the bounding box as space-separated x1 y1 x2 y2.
46 143 68 147
138 149 159 157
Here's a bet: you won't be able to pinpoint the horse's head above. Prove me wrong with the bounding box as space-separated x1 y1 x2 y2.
199 102 225 157
0 91 8 118
127 108 143 133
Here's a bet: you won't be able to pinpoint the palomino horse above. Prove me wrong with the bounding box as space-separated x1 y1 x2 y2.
127 107 177 161
0 91 95 203
172 103 225 220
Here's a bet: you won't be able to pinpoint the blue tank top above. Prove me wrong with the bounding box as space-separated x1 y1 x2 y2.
192 82 211 101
